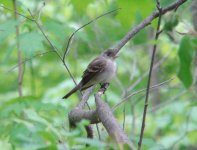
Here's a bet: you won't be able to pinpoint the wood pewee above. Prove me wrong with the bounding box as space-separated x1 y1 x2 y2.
62 49 117 99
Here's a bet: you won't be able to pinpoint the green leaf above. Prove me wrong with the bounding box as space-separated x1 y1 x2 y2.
178 36 194 88
0 19 19 42
19 32 44 57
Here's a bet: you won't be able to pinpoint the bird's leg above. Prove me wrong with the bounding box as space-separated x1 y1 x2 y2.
100 83 109 94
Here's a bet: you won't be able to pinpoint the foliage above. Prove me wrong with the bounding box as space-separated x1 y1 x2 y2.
0 0 196 150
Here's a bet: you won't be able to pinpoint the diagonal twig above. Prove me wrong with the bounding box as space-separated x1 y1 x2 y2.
0 4 34 21
112 78 174 111
7 50 55 73
62 8 121 63
27 9 78 86
113 0 187 55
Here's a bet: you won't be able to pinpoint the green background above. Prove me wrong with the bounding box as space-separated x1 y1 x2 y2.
0 0 196 149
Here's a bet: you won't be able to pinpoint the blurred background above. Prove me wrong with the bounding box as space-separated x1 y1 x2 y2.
0 0 196 149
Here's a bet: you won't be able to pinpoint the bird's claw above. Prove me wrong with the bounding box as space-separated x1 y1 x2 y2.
100 83 109 94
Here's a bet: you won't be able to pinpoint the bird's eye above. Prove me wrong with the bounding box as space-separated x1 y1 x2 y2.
107 52 111 56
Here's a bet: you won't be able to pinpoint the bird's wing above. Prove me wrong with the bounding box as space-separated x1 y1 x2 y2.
81 56 106 86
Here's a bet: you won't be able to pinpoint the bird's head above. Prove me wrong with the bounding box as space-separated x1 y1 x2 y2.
102 49 118 60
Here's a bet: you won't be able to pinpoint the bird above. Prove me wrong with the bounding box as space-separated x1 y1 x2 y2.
62 49 118 99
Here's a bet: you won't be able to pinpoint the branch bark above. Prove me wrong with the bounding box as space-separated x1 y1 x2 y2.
68 84 136 149
113 0 187 54
13 0 23 97
68 87 99 126
138 1 162 149
95 92 135 149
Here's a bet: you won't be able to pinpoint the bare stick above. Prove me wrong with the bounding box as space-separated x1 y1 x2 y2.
112 78 174 111
138 1 162 149
13 0 23 97
95 84 136 149
27 9 78 87
113 0 187 54
62 8 121 62
28 10 62 60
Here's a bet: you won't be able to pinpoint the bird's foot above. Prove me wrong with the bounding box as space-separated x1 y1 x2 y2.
100 83 109 94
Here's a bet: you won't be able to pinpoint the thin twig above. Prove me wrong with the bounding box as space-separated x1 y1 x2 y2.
28 10 62 60
127 50 171 92
7 50 55 72
0 5 34 21
112 78 174 111
27 9 78 86
138 1 162 149
62 8 121 62
13 0 23 97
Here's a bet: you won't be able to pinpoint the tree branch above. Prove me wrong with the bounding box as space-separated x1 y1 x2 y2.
113 0 187 54
8 50 55 73
0 4 34 21
138 1 162 149
68 87 99 139
94 84 136 149
13 0 23 97
112 78 174 111
127 50 171 92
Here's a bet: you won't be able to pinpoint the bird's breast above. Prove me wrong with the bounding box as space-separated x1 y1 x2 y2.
100 59 117 83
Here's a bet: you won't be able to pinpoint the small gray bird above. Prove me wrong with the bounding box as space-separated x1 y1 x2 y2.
62 49 117 99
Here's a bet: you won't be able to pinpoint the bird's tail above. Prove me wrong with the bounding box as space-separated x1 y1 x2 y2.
62 84 81 99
